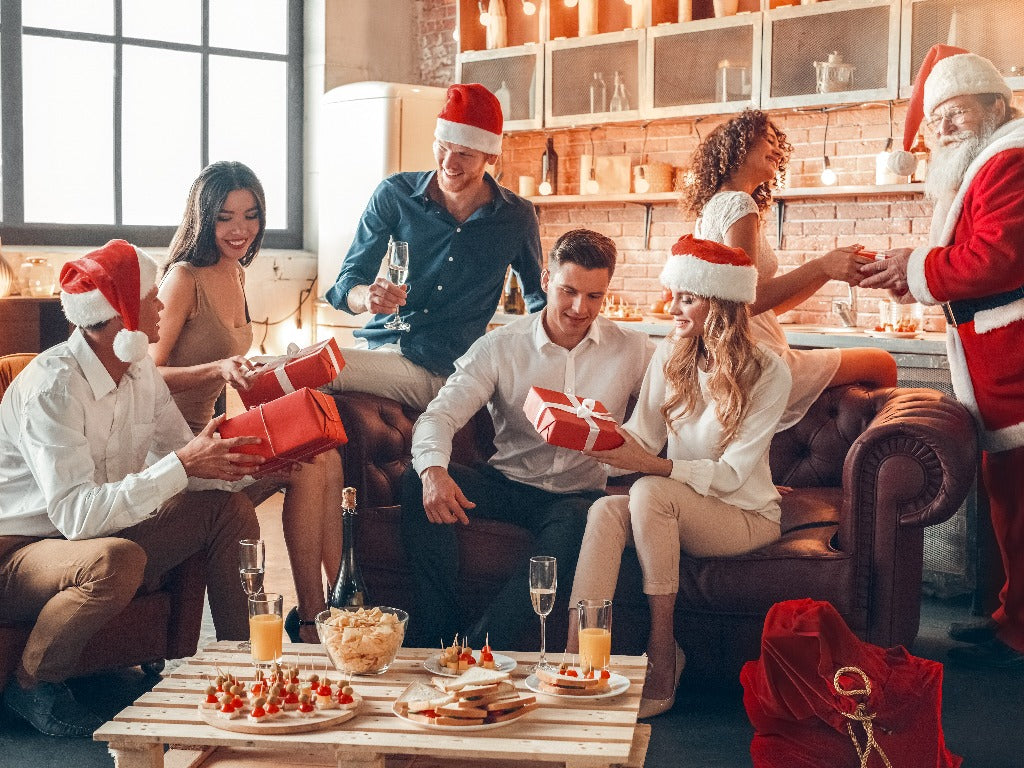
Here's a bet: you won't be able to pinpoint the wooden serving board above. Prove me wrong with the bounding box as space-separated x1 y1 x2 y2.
196 698 359 735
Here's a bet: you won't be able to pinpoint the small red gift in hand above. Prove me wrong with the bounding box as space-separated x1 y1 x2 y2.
239 338 345 410
523 386 624 452
219 387 347 476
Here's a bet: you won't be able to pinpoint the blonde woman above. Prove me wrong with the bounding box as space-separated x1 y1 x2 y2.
568 235 792 719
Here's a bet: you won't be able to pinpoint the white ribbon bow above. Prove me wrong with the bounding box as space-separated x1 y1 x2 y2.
266 340 342 396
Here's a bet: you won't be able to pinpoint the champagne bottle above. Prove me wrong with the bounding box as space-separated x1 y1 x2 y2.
910 132 930 183
540 137 558 195
502 267 526 314
328 487 369 609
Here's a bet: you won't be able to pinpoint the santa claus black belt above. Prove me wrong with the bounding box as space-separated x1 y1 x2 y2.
942 285 1024 327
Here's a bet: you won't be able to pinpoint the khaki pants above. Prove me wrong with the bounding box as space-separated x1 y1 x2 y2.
569 476 780 604
0 489 258 685
322 345 447 412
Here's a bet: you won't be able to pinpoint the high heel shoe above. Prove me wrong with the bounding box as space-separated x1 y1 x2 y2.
638 644 686 719
284 607 319 643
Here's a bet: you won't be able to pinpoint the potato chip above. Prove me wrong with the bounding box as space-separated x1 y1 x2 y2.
318 606 407 674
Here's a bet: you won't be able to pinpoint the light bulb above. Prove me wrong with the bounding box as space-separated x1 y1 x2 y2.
820 157 837 186
585 167 600 194
634 168 649 193
522 0 537 14
538 180 553 195
565 0 579 7
480 10 491 25
452 28 460 42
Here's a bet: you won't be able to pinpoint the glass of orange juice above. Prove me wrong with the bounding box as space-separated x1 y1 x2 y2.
248 592 284 669
577 598 612 674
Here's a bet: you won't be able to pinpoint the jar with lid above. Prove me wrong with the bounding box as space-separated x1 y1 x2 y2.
19 257 57 297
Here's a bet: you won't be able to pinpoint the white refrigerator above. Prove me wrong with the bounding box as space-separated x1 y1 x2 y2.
316 81 446 332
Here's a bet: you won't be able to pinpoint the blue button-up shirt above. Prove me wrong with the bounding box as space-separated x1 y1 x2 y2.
324 171 545 376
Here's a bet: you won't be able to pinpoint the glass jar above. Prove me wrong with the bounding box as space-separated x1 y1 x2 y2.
19 257 57 297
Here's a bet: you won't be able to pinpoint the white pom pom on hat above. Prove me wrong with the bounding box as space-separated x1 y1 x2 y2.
660 234 757 305
59 239 159 364
888 44 1011 177
434 83 503 156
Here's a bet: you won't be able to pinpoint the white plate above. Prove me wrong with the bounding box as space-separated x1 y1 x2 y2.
391 702 529 731
524 672 630 700
865 329 920 339
423 652 517 677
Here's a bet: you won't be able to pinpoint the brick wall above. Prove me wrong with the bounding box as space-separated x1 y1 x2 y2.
417 0 1020 330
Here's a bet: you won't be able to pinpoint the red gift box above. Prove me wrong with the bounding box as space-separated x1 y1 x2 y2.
523 386 624 452
219 387 348 476
238 338 345 410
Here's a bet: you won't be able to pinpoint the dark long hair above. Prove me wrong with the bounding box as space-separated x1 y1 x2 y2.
684 109 792 216
166 161 266 270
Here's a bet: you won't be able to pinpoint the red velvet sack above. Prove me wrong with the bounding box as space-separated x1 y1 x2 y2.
238 338 344 410
522 386 624 452
219 387 347 476
740 599 962 768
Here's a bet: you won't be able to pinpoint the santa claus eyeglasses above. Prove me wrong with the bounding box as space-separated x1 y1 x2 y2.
924 106 974 133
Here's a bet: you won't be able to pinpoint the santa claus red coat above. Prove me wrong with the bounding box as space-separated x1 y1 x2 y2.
906 118 1024 452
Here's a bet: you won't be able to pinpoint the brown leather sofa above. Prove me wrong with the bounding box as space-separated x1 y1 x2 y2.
0 353 209 693
334 384 977 681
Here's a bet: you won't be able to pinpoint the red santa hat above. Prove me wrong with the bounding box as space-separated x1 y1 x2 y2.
60 239 159 363
434 83 503 156
660 235 757 304
888 44 1011 176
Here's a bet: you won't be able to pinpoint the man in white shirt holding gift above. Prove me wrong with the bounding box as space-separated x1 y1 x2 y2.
0 240 263 738
401 229 654 650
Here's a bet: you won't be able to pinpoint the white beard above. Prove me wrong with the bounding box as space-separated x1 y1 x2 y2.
924 116 1000 201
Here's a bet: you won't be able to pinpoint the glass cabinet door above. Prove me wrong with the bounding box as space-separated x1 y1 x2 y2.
457 44 545 130
545 29 645 128
761 0 900 110
645 14 762 118
901 0 1024 97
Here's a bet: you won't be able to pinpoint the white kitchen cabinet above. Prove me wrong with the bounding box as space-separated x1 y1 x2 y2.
761 0 901 110
457 44 545 130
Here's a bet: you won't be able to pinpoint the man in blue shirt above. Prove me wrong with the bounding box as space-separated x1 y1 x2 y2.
324 83 545 410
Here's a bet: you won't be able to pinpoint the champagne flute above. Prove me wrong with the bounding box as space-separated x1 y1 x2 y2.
239 538 266 597
529 556 557 670
383 240 411 332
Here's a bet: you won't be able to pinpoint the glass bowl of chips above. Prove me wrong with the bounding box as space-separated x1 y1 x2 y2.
315 606 408 675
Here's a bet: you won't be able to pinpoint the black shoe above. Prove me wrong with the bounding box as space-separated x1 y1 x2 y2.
2 680 103 738
947 638 1024 670
284 606 319 643
948 618 998 644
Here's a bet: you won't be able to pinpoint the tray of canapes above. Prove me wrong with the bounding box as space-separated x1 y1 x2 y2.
524 662 630 700
393 666 537 730
196 664 361 734
422 634 517 677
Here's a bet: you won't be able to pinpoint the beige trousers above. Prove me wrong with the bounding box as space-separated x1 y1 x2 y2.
0 489 258 685
569 476 780 603
322 345 447 411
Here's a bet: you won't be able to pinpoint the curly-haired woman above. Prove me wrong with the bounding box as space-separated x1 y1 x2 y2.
686 109 895 428
568 235 792 719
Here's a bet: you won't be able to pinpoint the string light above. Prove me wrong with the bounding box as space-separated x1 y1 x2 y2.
539 136 553 195
820 110 837 186
586 128 601 194
478 0 490 26
634 122 650 193
522 0 536 15
565 0 579 7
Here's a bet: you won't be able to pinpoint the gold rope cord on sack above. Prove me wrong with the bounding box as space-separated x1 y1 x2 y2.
833 666 893 768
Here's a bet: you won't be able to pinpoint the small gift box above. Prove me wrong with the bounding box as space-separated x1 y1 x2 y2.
239 338 345 410
523 386 623 452
219 387 348 476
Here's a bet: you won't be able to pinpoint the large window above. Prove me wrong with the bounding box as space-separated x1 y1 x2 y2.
0 0 302 247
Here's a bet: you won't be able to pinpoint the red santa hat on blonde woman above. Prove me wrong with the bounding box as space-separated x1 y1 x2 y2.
434 83 503 156
59 239 159 363
660 235 757 304
888 44 1012 176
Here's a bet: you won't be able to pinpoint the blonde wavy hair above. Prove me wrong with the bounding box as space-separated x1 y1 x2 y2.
660 298 765 451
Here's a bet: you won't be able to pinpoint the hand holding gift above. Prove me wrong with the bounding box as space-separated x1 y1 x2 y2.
239 338 345 410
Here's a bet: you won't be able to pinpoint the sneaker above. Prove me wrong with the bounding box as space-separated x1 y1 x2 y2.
948 618 998 644
2 679 103 738
947 638 1024 670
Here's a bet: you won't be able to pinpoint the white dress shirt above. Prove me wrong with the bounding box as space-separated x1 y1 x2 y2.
0 329 240 540
622 338 792 523
412 312 654 494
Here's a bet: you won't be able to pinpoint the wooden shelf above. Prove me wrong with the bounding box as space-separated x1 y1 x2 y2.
525 191 679 205
774 183 924 199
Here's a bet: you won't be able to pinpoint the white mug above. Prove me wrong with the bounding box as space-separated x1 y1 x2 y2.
519 175 537 198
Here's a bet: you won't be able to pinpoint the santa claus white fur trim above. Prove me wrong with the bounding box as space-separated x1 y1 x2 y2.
434 118 502 156
924 53 1012 118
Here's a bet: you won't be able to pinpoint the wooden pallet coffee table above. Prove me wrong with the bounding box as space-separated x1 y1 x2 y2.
95 642 650 768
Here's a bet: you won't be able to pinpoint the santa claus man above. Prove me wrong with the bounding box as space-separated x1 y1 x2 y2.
861 45 1024 669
